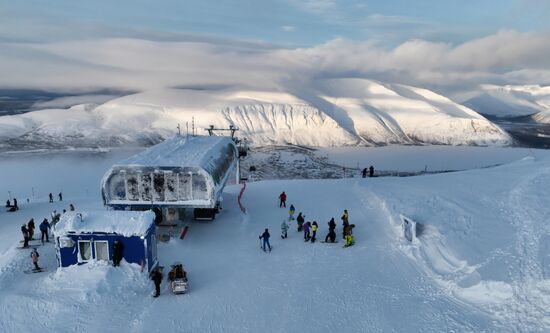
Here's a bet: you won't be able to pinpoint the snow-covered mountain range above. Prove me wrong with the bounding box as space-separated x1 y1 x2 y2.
0 79 512 149
465 84 550 121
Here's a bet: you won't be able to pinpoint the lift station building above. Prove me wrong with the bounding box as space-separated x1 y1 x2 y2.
101 135 238 221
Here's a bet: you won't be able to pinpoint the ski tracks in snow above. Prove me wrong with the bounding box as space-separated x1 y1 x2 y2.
498 166 550 331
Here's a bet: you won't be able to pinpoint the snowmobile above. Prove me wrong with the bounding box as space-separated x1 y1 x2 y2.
167 262 188 294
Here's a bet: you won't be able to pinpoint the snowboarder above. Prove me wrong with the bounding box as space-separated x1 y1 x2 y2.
69 203 75 211
5 199 10 208
325 218 337 242
281 220 289 239
259 228 271 252
341 210 349 238
49 193 53 203
289 204 295 220
279 191 287 208
150 267 163 297
58 192 63 201
21 224 29 248
30 248 41 271
112 240 124 266
13 198 18 210
362 168 367 178
303 221 311 241
296 212 304 232
344 224 356 247
27 218 35 240
39 218 51 244
369 165 374 177
311 221 318 243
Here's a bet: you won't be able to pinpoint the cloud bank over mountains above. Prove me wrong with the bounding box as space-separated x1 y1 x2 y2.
1 30 549 100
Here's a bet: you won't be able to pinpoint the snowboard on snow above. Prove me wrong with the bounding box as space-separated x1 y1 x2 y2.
23 268 46 274
320 241 339 244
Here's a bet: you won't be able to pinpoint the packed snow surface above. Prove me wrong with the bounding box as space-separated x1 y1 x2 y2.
54 211 154 237
0 147 549 332
0 79 512 149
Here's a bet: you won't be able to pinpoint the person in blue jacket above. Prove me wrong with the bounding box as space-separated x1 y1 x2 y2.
259 228 271 252
39 218 51 244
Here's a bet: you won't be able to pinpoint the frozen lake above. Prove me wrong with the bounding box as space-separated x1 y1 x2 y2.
1 145 548 201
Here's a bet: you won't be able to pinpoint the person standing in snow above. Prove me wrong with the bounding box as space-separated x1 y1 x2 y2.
341 210 349 238
279 191 287 208
150 267 163 297
259 228 272 252
27 218 35 240
13 198 18 210
49 193 53 203
281 220 289 239
362 168 367 178
369 165 374 177
303 221 311 241
21 224 29 248
311 221 318 243
112 240 124 267
5 199 10 208
39 218 51 244
58 192 63 201
288 204 295 220
344 224 355 247
296 212 304 232
30 248 41 271
69 203 75 211
325 218 337 242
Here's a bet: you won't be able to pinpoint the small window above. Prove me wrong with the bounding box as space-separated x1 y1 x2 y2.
78 240 92 261
94 241 109 261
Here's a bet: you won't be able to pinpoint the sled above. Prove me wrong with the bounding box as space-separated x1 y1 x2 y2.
170 279 189 294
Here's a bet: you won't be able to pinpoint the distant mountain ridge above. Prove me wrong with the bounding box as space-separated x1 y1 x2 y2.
0 79 512 150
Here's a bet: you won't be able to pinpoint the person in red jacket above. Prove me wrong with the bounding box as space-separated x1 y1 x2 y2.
278 191 287 208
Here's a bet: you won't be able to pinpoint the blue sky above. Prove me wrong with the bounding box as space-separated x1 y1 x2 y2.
2 0 549 47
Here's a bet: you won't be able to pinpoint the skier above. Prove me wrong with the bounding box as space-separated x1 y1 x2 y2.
344 224 356 247
325 218 337 242
39 218 51 244
150 267 163 297
281 220 289 239
278 191 287 208
369 165 374 177
13 198 18 210
27 218 35 240
49 193 53 203
58 192 63 201
311 221 318 243
303 221 311 241
341 210 349 238
259 228 272 252
69 204 75 211
30 248 41 271
362 168 367 178
112 240 124 266
296 212 304 232
289 204 295 220
21 224 29 248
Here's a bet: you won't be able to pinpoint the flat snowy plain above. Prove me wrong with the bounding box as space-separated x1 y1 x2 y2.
0 146 549 332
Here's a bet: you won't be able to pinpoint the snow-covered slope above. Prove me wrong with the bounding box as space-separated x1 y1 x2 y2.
465 84 550 120
0 148 549 332
0 79 512 149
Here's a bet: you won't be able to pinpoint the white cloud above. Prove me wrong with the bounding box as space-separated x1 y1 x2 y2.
281 25 296 32
1 30 549 99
